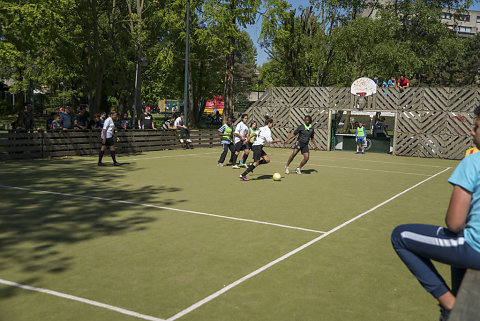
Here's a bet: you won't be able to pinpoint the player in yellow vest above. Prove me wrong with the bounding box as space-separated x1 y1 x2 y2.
217 117 235 167
355 123 367 154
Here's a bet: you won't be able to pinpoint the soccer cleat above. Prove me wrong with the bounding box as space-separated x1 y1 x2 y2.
241 163 248 168
439 305 451 321
232 165 240 169
180 139 184 143
218 162 224 167
355 151 360 154
362 151 365 154
285 166 290 174
113 162 122 166
186 139 192 143
295 168 301 175
98 162 106 166
240 175 249 181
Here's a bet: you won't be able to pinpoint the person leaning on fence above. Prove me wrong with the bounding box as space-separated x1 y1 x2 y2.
174 114 191 144
98 111 121 167
118 113 132 130
16 104 38 133
217 116 235 167
140 106 157 130
60 106 73 130
392 105 480 321
51 114 62 131
355 122 367 154
74 107 88 130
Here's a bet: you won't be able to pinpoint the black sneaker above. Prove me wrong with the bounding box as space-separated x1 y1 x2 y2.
113 162 122 166
439 305 451 321
98 162 107 166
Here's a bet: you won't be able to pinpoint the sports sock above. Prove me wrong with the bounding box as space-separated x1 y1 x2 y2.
111 151 117 163
232 153 238 164
259 159 267 165
242 154 248 163
98 150 104 163
242 164 255 176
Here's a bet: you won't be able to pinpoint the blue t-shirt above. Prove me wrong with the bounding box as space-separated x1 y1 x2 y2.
448 152 480 253
387 80 395 87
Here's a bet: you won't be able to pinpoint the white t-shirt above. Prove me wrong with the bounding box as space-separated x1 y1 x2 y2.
253 125 273 146
174 117 184 127
101 117 115 139
234 121 249 144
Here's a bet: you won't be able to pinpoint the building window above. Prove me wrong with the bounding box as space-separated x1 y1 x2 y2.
442 12 452 19
458 26 472 33
477 16 480 23
459 14 470 22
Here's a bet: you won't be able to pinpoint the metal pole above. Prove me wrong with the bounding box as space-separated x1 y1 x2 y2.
183 0 190 125
133 60 139 129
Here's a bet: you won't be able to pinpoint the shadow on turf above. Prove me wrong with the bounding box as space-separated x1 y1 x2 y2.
0 160 184 299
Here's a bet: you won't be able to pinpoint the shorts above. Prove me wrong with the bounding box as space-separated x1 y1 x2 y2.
252 145 266 161
357 138 366 146
294 141 309 154
102 137 114 146
234 141 247 152
246 141 254 150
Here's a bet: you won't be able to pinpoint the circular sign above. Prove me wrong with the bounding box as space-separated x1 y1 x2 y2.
351 78 377 97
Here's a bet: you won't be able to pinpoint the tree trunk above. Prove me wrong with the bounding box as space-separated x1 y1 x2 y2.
187 59 196 128
223 49 235 123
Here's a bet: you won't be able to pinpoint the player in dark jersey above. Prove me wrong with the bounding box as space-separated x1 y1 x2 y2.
283 115 318 174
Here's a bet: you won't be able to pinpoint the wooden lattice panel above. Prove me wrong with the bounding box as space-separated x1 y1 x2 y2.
328 87 351 109
423 88 450 111
373 88 398 111
271 87 311 108
444 112 475 136
396 111 446 134
394 133 420 157
448 88 478 112
310 87 330 109
398 88 424 110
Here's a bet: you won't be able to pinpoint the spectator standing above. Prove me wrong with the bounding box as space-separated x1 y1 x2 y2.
140 107 156 130
98 112 106 129
388 76 396 88
16 104 38 133
355 122 367 154
74 107 88 130
118 113 132 130
398 75 410 92
60 106 73 130
161 115 177 131
373 75 379 86
51 114 62 131
174 114 192 144
98 111 121 166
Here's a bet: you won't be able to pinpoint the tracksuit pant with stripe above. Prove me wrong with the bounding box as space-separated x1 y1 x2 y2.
391 224 480 298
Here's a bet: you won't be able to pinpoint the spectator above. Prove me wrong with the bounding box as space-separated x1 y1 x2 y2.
374 118 387 138
51 114 62 131
46 112 56 131
60 106 73 130
161 114 177 131
98 112 107 129
74 107 88 130
139 106 156 130
174 113 191 144
118 113 132 130
398 75 410 92
373 75 379 86
16 104 38 133
388 76 396 88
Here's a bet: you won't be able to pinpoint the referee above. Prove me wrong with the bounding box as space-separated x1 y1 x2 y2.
98 111 121 166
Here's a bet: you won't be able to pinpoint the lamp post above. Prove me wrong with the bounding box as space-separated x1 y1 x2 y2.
183 0 190 125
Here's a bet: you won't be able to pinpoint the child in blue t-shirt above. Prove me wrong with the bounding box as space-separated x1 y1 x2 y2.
391 106 480 320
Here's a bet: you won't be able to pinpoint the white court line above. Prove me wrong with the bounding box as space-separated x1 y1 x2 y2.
0 185 325 234
0 278 165 321
307 154 446 168
194 155 433 177
166 166 452 321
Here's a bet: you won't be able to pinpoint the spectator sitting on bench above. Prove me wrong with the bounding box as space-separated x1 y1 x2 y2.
391 105 480 321
161 114 177 131
74 107 88 130
174 113 191 144
118 113 132 130
51 114 62 131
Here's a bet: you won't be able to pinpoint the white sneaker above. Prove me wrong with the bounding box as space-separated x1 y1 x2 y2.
232 165 240 169
187 139 192 143
218 163 224 167
285 166 289 174
180 139 184 143
295 168 301 174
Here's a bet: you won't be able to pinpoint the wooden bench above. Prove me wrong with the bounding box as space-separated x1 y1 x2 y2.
0 130 220 160
449 269 480 321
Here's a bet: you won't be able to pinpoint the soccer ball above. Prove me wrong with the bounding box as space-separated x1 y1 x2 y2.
273 173 281 181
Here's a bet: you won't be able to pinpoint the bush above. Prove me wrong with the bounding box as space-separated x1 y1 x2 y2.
0 100 13 116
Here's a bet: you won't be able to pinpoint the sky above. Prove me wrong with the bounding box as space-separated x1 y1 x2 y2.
246 1 480 66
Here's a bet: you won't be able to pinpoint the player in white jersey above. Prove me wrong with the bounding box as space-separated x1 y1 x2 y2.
232 114 249 169
240 118 281 181
98 111 121 166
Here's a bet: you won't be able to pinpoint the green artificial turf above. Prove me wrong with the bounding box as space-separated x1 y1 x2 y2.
0 148 460 320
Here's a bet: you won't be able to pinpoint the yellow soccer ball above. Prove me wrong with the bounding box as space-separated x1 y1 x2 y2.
273 173 282 181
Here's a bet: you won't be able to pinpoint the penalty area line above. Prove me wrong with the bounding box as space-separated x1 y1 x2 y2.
0 185 325 234
0 278 165 321
166 166 452 321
